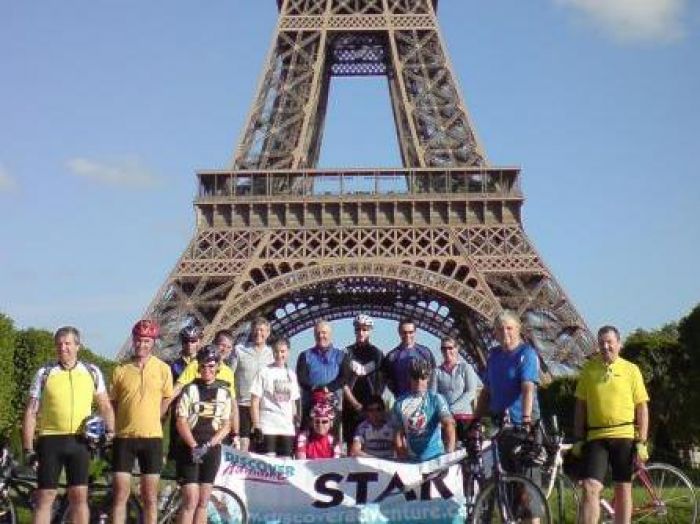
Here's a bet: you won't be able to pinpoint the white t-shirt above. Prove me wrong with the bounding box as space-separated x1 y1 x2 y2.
249 365 300 436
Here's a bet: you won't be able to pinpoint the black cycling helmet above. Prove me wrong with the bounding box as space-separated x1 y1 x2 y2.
409 358 431 379
179 325 202 343
196 344 221 365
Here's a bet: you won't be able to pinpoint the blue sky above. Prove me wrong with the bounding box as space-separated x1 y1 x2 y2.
1 1 698 359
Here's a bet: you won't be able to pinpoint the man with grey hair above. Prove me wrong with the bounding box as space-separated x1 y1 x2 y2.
231 317 274 452
476 311 543 521
23 326 115 524
296 320 351 429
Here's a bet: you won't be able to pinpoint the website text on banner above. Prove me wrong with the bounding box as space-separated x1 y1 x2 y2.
215 447 470 524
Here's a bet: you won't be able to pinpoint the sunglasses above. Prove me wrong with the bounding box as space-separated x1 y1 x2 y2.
313 419 331 425
440 345 455 351
400 330 415 335
410 373 430 380
201 362 218 369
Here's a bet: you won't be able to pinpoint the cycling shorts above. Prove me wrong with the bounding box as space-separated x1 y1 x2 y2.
582 438 634 483
37 435 90 489
113 437 163 475
175 444 221 485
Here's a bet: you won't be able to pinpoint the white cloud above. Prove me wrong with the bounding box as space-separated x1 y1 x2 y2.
556 0 686 42
66 156 160 188
0 164 18 192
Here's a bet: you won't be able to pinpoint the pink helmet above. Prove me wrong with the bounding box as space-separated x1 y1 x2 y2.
132 319 160 339
311 402 335 421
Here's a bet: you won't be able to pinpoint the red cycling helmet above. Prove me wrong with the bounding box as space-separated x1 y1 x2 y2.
132 319 160 339
311 402 335 421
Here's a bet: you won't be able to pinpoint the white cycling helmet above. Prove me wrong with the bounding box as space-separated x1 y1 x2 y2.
82 415 106 448
353 314 374 328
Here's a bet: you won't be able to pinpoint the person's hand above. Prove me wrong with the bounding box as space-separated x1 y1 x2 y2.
232 435 241 450
636 441 649 462
23 449 38 469
104 430 115 445
192 443 210 464
571 441 584 458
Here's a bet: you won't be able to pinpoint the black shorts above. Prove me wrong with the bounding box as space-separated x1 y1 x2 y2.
175 444 221 485
37 435 90 489
582 438 635 483
113 437 163 475
238 406 252 438
260 435 295 457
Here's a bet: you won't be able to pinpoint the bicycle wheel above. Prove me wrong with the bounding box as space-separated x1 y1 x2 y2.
474 475 552 523
0 495 16 524
207 486 248 524
547 473 579 524
631 462 698 523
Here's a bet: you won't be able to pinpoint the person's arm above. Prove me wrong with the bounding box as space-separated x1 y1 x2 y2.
441 416 456 453
343 385 363 412
296 352 311 391
393 429 408 459
176 416 198 449
250 394 261 429
22 397 39 453
95 392 116 434
295 432 307 460
230 400 240 440
635 401 649 443
349 436 365 458
211 417 231 447
161 369 175 418
574 398 587 440
520 381 535 423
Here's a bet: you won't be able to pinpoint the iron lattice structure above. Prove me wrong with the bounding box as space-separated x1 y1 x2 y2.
124 0 593 374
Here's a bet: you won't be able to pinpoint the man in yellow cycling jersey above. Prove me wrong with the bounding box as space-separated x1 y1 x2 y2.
174 329 240 447
22 326 115 524
110 320 173 524
574 325 649 524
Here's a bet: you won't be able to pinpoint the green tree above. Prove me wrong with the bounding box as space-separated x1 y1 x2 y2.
539 377 577 437
0 313 17 437
623 323 696 464
12 328 55 432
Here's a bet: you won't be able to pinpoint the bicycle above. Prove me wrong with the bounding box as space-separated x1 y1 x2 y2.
0 441 142 524
412 419 552 523
155 470 248 523
539 417 580 524
539 423 699 524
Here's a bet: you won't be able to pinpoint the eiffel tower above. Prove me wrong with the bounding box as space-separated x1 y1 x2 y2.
125 0 593 373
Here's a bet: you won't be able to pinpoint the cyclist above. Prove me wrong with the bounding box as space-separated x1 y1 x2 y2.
22 326 115 524
435 337 481 443
574 325 649 524
231 317 273 452
381 318 436 399
171 325 203 382
249 338 300 457
349 395 395 459
295 402 342 460
475 310 544 523
175 329 240 446
342 314 385 450
175 345 232 524
392 359 455 462
168 325 203 461
110 319 174 524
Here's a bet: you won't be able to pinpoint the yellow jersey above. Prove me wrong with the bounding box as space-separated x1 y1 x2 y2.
176 360 236 399
110 356 174 438
30 361 106 436
575 355 649 440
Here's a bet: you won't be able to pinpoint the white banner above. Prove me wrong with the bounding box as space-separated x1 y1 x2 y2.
215 447 471 524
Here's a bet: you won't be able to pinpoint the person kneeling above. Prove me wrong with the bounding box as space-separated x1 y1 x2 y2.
349 395 395 459
175 345 232 524
296 403 341 460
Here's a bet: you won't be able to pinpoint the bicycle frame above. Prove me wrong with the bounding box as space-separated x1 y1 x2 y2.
606 458 661 519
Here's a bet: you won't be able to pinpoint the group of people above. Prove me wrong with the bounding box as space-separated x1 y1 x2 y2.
21 311 650 524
